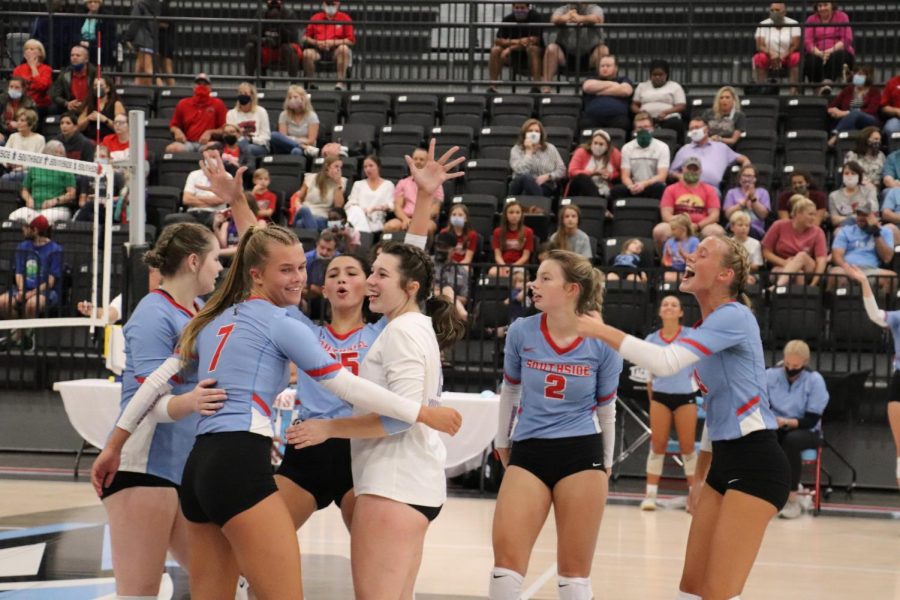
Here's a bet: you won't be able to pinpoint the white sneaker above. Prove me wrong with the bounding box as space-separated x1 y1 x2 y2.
779 499 803 519
640 496 657 511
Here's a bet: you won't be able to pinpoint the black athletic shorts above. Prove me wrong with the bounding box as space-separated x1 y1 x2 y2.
705 430 791 511
276 438 354 510
888 371 900 403
650 391 697 412
509 433 604 490
100 470 177 500
179 432 278 526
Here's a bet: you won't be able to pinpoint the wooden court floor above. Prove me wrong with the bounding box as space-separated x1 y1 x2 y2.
1 480 899 599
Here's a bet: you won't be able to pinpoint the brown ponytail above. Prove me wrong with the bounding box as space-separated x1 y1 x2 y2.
546 249 605 315
143 223 216 277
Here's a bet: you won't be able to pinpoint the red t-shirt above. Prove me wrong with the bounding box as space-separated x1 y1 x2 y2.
659 181 721 224
776 190 828 214
70 70 89 103
761 219 828 260
101 133 149 162
305 12 356 43
170 96 227 143
441 227 478 263
492 226 535 264
882 76 900 110
12 63 52 108
253 189 277 215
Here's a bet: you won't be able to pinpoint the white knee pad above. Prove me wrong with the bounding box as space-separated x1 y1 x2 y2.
489 567 523 600
558 576 592 600
682 452 697 477
646 451 665 476
674 592 702 600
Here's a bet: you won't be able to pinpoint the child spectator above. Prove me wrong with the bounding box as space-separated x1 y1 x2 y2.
433 230 469 321
662 214 699 282
607 238 647 282
730 211 762 283
491 200 534 277
326 206 360 253
440 203 478 265
549 203 593 258
251 168 276 221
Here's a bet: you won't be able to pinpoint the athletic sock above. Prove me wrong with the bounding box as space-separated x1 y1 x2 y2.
488 567 523 600
645 483 659 498
558 576 592 599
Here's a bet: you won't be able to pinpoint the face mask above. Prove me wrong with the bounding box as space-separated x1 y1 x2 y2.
793 183 808 194
327 220 342 230
237 94 251 105
852 74 867 87
636 129 653 148
770 10 785 23
683 171 700 184
513 8 529 20
688 128 706 143
71 62 85 71
96 88 106 98
869 140 882 151
525 131 541 144
591 143 607 156
194 85 211 100
785 367 803 378
96 157 109 165
223 134 238 146
843 174 859 188
288 98 304 110
450 215 466 228
324 4 338 16
7 89 22 100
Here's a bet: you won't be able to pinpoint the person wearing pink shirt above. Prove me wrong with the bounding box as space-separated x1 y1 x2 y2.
803 2 854 94
383 146 444 235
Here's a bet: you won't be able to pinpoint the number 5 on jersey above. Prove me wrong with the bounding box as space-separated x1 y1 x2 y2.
208 324 235 372
544 373 567 400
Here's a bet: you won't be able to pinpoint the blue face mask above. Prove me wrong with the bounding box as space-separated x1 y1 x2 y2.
71 62 86 71
853 74 867 87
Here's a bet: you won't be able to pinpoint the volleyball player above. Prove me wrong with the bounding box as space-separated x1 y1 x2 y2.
89 223 228 599
846 264 900 490
489 250 622 600
641 295 699 511
576 236 791 600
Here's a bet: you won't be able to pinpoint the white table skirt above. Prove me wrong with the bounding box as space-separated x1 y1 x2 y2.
53 379 121 449
439 391 499 477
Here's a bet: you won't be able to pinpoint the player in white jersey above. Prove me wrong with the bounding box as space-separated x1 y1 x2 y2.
489 250 622 600
286 143 467 599
846 264 900 490
90 223 228 599
577 236 790 600
641 295 699 511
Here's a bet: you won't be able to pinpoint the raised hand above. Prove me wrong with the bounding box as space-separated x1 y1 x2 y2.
404 138 466 197
197 149 247 206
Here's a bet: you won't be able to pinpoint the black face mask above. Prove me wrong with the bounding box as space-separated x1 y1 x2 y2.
434 250 450 263
223 134 238 146
785 367 804 378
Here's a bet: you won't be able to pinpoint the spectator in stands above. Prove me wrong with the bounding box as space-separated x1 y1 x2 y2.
630 59 686 142
10 141 76 224
220 124 251 177
292 155 347 231
843 127 884 190
565 128 620 198
766 339 829 519
653 156 724 248
775 169 827 224
181 146 228 228
302 0 356 91
580 55 634 131
803 2 854 95
830 204 895 292
155 1 177 87
487 2 544 94
723 164 771 239
49 45 96 116
384 146 443 234
101 114 145 166
75 76 124 139
609 112 670 201
270 85 320 156
55 112 95 162
0 78 37 146
325 206 360 253
661 213 698 282
671 116 748 188
440 203 478 265
753 2 801 94
226 82 271 158
827 64 881 140
244 0 300 78
12 40 52 117
491 199 534 277
0 216 63 346
606 238 647 282
251 168 276 221
701 86 745 147
730 212 763 281
304 229 339 309
549 204 592 258
165 73 227 154
541 2 606 93
1 110 45 182
762 197 828 287
74 145 125 223
122 0 159 86
77 0 118 69
433 230 469 319
828 161 876 230
880 72 900 138
345 155 395 233
29 0 80 70
509 118 566 197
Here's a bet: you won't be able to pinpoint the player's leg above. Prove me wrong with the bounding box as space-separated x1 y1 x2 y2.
274 474 318 529
553 469 608 599
673 403 699 489
678 485 723 596
644 399 674 509
889 400 900 489
187 521 241 600
168 506 192 575
338 489 357 531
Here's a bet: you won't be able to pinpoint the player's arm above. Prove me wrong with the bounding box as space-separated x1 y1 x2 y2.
846 264 889 326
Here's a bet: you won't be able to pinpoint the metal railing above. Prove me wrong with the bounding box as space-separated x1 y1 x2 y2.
3 1 900 92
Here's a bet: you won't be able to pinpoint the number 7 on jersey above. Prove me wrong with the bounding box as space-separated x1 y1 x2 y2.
208 324 235 372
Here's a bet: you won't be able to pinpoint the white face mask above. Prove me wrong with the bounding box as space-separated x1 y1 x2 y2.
525 131 541 145
688 128 706 143
323 4 338 16
591 143 607 156
843 174 859 188
449 215 466 228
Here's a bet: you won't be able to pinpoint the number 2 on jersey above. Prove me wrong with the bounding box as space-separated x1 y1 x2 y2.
544 374 567 400
208 324 235 372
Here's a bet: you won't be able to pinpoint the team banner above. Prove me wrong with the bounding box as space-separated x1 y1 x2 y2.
0 147 111 178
